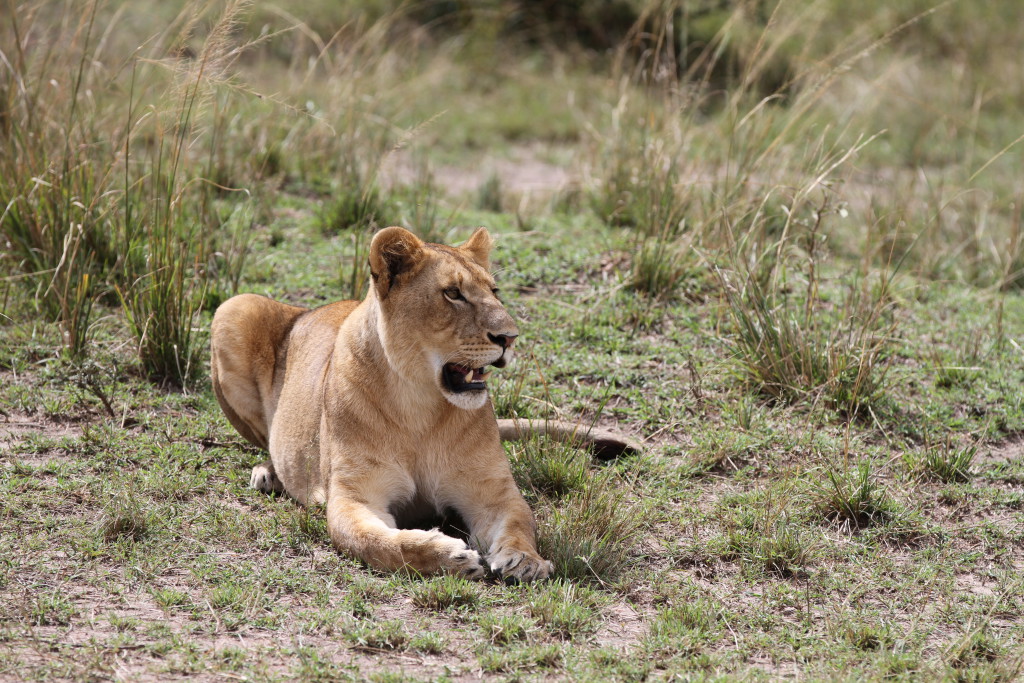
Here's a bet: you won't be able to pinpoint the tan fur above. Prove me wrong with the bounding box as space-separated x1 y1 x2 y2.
211 227 555 580
496 418 643 460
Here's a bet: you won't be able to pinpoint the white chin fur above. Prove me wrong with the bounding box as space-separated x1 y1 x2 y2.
443 388 490 410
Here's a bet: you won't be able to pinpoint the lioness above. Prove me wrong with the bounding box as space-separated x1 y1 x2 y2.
212 227 635 581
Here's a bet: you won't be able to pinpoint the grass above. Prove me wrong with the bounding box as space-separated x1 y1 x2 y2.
644 600 722 660
409 575 480 612
724 512 812 579
816 460 898 531
721 261 896 416
345 620 411 651
476 612 534 644
527 580 602 640
96 494 153 543
1 0 1023 679
907 441 979 484
530 462 646 584
318 182 384 235
508 438 591 498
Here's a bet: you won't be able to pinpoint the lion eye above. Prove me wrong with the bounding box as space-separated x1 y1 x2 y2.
443 287 465 302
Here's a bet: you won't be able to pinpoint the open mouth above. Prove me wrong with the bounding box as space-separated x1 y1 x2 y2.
442 363 491 393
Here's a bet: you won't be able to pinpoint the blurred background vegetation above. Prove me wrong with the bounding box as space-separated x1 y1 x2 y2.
2 0 1022 381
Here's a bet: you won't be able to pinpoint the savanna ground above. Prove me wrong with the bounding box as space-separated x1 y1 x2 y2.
2 1 1023 680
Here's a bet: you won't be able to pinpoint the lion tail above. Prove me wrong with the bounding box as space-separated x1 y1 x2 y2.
495 418 642 460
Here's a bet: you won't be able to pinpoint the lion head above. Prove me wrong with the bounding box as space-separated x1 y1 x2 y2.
368 226 518 410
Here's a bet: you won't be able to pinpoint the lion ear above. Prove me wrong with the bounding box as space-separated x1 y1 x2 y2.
369 226 424 298
460 227 493 270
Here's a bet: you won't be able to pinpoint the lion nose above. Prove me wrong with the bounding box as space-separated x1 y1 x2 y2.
488 333 517 349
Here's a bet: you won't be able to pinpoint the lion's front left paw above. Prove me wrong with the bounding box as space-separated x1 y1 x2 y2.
487 547 554 582
448 548 488 580
250 460 284 494
411 530 487 579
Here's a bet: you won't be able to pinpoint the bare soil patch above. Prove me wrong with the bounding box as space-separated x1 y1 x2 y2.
381 146 574 200
986 434 1024 464
0 412 83 459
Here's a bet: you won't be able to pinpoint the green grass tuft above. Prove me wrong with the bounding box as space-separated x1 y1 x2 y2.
476 612 535 645
319 184 385 235
722 272 894 416
906 443 978 484
815 461 898 530
644 600 721 659
410 574 480 611
725 516 812 578
534 468 645 583
29 592 78 627
840 620 895 651
345 619 410 651
510 439 591 498
527 580 601 640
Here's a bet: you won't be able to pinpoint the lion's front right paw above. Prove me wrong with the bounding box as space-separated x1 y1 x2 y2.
487 546 554 583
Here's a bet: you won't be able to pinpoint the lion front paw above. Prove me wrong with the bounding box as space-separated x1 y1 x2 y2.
250 461 284 495
449 548 488 580
433 533 487 579
487 547 554 582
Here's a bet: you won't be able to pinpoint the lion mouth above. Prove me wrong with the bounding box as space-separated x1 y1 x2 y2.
442 363 491 393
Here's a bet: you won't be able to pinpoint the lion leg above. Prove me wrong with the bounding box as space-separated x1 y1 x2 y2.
211 294 306 450
250 460 285 495
480 516 553 583
448 474 553 582
325 490 486 579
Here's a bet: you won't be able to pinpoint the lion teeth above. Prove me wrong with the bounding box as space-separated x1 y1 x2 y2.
464 371 474 384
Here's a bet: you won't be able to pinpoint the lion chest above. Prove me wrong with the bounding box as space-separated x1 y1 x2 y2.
324 424 465 503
